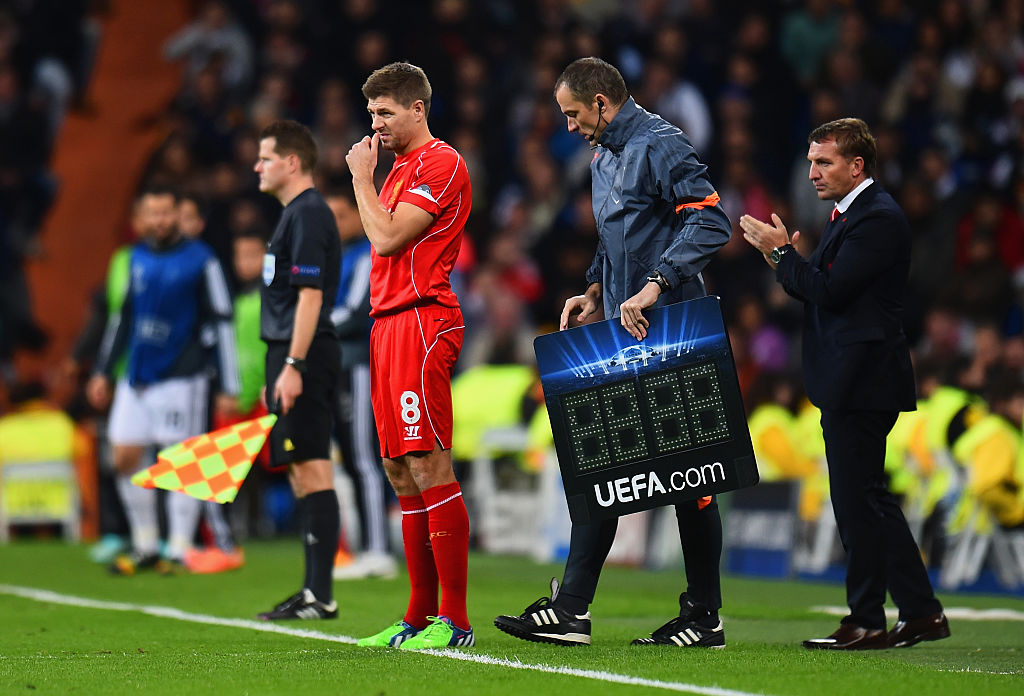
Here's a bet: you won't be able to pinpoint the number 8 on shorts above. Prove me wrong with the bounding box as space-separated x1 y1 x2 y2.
400 391 421 425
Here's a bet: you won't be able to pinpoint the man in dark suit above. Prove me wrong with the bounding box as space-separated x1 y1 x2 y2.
739 118 949 650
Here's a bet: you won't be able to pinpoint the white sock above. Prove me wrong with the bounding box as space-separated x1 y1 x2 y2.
166 492 202 561
202 500 236 552
116 475 159 555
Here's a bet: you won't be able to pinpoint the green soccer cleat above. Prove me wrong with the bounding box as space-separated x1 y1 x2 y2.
357 620 421 648
399 616 474 650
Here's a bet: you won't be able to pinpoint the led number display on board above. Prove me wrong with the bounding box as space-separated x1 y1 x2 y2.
564 360 730 474
534 296 758 524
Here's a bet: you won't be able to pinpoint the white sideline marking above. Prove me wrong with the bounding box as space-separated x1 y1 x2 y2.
0 584 357 645
812 606 1024 621
938 668 1021 676
0 584 762 696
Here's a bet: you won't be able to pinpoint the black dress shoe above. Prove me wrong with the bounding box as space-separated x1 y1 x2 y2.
802 623 888 650
888 612 950 648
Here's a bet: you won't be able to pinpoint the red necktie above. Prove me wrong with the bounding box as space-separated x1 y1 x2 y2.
829 206 839 223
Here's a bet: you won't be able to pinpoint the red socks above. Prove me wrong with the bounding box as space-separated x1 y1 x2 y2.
398 483 470 630
422 482 470 630
398 494 438 628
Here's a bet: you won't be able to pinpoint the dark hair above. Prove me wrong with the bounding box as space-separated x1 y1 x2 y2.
137 184 180 203
808 117 877 177
984 367 1024 408
259 119 318 172
553 57 628 108
233 225 267 243
361 62 432 116
7 380 47 405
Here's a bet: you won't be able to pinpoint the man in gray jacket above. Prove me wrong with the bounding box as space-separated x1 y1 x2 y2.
495 57 732 647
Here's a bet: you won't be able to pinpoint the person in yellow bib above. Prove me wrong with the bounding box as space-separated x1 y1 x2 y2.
951 372 1024 530
0 379 96 541
746 372 818 483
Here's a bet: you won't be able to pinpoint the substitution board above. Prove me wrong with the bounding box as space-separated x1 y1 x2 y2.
535 295 757 524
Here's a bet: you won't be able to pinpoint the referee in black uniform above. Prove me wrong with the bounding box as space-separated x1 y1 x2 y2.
254 120 342 620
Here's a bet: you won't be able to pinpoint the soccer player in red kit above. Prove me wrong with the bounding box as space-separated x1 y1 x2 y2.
345 62 474 650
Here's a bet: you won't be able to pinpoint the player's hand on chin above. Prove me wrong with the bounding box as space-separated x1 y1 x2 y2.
346 133 380 183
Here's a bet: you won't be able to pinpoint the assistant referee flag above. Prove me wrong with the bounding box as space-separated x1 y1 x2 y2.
130 414 277 503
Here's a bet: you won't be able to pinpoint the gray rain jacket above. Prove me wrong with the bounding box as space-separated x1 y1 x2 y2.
584 98 731 318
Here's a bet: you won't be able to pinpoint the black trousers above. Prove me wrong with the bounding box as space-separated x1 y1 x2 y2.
560 497 723 611
333 363 390 554
820 409 942 629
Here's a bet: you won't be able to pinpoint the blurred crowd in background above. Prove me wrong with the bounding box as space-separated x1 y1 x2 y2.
2 0 1024 586
0 0 106 361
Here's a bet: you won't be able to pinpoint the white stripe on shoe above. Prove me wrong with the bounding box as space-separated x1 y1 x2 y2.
533 632 591 645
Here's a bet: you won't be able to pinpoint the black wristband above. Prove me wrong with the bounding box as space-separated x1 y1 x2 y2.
284 356 307 373
645 271 671 292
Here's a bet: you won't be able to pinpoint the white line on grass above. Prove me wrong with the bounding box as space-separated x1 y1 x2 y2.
0 584 358 644
812 606 1024 621
938 667 1022 676
0 584 762 696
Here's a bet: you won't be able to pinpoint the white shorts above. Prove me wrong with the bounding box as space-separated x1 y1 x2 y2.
108 375 209 448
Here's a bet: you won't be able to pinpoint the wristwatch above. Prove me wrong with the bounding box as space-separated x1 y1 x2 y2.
770 244 793 264
645 271 671 293
284 356 307 373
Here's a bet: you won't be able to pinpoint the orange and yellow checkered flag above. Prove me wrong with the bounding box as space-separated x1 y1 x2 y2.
131 414 277 503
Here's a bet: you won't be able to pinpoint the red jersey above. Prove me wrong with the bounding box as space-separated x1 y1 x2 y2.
370 138 471 317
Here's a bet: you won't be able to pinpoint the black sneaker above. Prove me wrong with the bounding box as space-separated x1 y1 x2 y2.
257 589 338 620
109 552 162 576
631 615 725 647
494 578 591 646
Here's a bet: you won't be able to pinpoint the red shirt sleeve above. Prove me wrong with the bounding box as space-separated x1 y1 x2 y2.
395 145 466 219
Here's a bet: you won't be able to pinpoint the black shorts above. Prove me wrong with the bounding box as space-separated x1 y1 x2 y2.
265 335 340 467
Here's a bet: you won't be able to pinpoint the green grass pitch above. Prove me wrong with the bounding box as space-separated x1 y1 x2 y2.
1 540 1022 695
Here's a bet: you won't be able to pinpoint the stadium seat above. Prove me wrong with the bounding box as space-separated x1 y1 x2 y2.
0 460 80 542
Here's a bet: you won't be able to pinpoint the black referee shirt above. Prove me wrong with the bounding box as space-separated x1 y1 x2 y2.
260 188 341 342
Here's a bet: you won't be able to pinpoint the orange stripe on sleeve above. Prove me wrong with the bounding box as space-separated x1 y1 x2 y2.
675 191 720 214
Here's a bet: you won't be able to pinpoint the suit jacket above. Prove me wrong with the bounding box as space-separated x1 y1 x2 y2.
775 182 916 412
